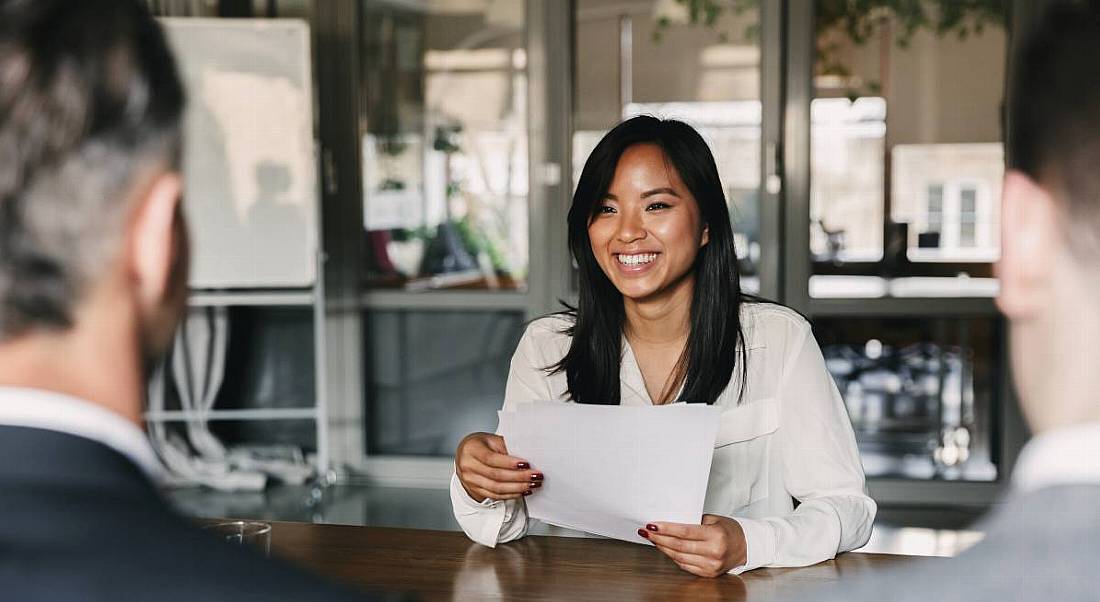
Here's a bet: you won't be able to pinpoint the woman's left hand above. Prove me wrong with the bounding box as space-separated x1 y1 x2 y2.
639 514 747 578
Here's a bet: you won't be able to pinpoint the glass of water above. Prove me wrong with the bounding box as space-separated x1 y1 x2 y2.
202 521 272 556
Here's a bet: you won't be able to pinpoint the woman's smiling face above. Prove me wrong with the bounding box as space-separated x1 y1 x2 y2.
587 143 709 303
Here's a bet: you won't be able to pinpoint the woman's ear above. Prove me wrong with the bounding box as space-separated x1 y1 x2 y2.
701 223 710 247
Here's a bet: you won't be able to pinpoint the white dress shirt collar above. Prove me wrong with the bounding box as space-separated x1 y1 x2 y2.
0 386 163 481
1012 420 1100 493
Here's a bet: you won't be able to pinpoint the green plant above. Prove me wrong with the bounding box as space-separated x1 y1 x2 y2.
455 215 509 273
653 0 1007 92
816 0 1006 47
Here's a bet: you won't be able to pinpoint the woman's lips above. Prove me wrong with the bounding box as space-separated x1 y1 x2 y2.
614 252 659 274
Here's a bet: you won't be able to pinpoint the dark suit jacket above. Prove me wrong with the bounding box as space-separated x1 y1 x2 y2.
806 483 1100 602
0 425 382 601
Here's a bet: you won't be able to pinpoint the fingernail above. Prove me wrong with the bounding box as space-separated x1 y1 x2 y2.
646 524 658 532
522 489 533 496
516 462 530 470
530 472 544 481
637 528 650 539
530 481 542 488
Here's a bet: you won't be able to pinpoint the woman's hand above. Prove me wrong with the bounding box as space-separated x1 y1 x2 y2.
455 432 543 503
638 514 748 578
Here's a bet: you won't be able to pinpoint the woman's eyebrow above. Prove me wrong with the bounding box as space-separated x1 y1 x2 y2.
641 187 680 198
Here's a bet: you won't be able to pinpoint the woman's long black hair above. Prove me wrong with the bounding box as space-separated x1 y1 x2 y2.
551 115 748 405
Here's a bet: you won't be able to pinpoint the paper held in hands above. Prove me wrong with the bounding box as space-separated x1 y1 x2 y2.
497 403 720 545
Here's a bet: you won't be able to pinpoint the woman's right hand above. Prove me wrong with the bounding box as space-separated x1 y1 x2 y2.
455 432 543 503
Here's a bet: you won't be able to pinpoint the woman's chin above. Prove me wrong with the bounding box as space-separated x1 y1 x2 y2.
611 271 695 305
615 282 662 302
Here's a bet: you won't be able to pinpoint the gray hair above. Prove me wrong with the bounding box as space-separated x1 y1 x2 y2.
0 0 185 340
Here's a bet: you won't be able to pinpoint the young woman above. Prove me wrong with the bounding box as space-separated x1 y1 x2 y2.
450 116 874 577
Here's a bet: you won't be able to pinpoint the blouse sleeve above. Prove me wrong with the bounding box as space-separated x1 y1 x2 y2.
730 320 876 573
451 320 560 547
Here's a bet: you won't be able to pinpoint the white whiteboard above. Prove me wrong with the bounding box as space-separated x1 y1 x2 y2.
162 18 318 288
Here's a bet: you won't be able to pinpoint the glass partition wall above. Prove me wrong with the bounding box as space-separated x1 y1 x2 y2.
574 0 769 294
808 0 1008 485
309 0 1030 505
360 1 530 291
807 0 1006 289
354 0 778 465
782 0 1028 505
355 0 568 465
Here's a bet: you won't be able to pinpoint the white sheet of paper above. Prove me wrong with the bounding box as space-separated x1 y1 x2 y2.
497 403 720 545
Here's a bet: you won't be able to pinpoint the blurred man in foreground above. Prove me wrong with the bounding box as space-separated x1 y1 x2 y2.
809 3 1100 601
0 1 378 599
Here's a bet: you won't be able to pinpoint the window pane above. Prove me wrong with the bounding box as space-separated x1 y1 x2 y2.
816 316 1000 482
365 310 524 456
960 187 977 215
361 1 528 291
574 1 762 291
959 222 976 247
812 0 1006 274
927 184 943 221
922 183 944 248
811 97 886 262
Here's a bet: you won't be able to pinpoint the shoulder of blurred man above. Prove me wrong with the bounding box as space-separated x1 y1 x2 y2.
0 424 397 602
802 483 1100 602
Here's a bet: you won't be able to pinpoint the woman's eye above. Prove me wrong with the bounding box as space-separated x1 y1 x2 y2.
646 202 671 211
595 205 616 214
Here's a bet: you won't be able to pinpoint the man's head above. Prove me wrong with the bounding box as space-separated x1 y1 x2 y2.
998 2 1100 431
0 0 187 394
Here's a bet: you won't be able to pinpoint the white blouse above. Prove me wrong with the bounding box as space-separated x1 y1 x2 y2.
450 302 876 574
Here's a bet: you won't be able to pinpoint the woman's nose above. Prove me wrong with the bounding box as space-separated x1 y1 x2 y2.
615 209 646 243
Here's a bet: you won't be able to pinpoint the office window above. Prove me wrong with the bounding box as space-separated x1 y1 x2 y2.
810 0 1006 281
926 183 944 242
811 97 885 262
959 186 978 247
360 0 529 291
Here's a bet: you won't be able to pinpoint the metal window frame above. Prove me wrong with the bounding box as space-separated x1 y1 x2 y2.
313 0 368 475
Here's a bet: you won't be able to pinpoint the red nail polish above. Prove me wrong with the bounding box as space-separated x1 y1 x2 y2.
530 472 544 481
637 528 650 539
516 462 530 470
522 489 532 496
530 481 542 488
646 524 658 532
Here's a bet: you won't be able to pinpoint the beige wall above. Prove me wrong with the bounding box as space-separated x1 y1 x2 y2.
576 0 760 131
821 23 1006 145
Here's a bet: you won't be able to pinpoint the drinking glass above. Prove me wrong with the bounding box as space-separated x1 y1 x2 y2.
202 521 272 556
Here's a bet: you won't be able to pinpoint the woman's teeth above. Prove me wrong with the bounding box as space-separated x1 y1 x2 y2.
617 253 657 266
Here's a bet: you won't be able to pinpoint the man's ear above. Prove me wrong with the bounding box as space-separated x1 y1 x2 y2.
996 170 1058 319
129 171 183 311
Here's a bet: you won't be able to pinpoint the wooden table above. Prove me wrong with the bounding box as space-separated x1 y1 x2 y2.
266 521 940 601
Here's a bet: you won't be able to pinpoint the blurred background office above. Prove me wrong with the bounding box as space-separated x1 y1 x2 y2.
143 0 1043 557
